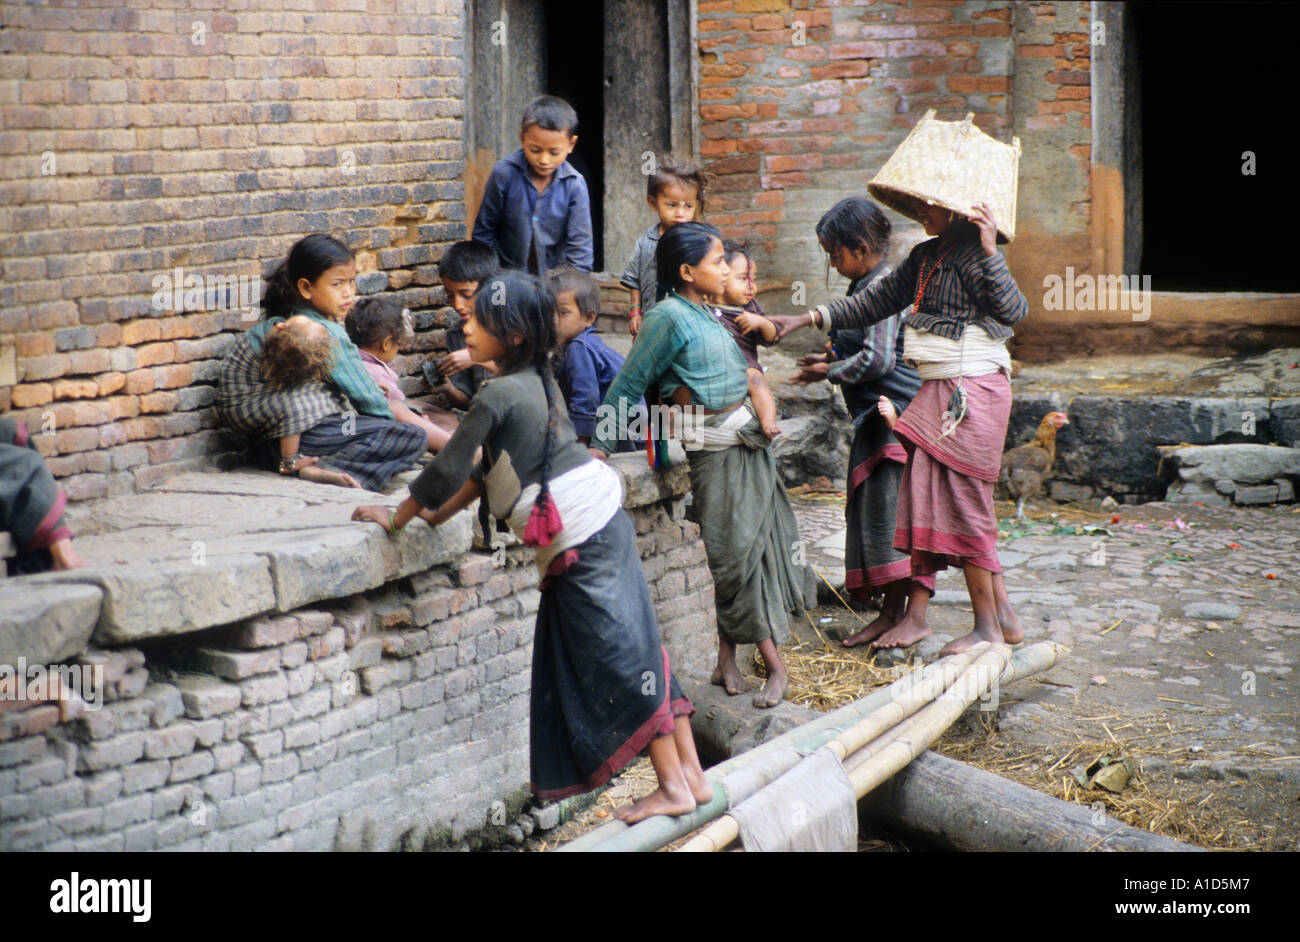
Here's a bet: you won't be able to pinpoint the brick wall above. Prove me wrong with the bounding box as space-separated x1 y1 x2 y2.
0 1 467 500
696 0 1021 304
0 488 716 852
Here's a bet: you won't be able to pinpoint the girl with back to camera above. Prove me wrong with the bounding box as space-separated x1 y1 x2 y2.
352 270 711 823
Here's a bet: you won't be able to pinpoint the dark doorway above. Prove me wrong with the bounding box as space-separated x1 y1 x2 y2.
1134 2 1300 292
542 0 605 270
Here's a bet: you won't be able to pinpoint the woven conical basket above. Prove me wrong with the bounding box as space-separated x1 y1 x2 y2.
867 110 1021 242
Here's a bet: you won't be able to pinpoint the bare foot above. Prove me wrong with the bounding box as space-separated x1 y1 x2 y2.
48 538 84 571
938 619 1004 657
871 611 932 649
711 638 750 695
298 465 361 488
612 785 696 823
752 670 786 709
709 663 751 695
682 764 714 806
997 603 1024 644
842 610 898 648
761 421 782 439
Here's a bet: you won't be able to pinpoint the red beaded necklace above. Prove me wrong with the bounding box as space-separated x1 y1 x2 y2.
914 244 955 312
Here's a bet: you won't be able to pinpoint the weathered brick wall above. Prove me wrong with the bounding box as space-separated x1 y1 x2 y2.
696 0 1020 304
0 1 467 500
0 492 715 852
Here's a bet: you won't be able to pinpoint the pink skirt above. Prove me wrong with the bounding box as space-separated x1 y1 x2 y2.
892 372 1011 575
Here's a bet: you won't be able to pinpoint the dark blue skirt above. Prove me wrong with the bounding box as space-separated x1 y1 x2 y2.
529 508 692 800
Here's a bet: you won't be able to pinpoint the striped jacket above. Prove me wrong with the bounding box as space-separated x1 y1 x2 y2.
816 237 1027 342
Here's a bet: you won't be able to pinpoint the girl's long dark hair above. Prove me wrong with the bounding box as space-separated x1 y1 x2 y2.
655 220 722 303
471 271 565 545
262 233 354 320
815 197 891 257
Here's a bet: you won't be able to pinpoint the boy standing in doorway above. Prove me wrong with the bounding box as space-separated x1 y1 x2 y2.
472 95 595 274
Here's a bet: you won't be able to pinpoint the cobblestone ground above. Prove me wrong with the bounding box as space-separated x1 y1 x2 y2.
792 493 1300 850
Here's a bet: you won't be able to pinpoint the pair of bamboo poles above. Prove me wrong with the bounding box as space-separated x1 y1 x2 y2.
563 640 1065 853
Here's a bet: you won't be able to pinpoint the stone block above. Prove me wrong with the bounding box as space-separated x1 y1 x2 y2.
76 731 145 772
174 674 243 718
1276 477 1296 501
252 527 388 612
1234 484 1278 505
30 554 274 644
1165 443 1300 487
193 647 282 681
147 683 185 728
0 582 101 665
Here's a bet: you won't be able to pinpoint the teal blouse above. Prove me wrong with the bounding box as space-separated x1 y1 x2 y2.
246 307 393 420
590 291 748 456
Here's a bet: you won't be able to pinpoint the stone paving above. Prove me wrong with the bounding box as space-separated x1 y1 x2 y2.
791 493 1299 821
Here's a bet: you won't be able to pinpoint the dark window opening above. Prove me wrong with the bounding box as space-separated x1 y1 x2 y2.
1134 2 1300 292
542 0 605 271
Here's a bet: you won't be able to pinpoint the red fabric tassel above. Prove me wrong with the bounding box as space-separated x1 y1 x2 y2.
523 492 564 547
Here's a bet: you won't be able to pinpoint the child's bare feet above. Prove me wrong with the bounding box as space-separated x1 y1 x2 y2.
938 617 1003 657
752 638 787 708
761 420 782 439
612 783 696 823
841 610 898 647
992 573 1023 644
877 395 898 429
298 464 360 488
752 671 786 709
711 638 751 695
870 609 932 649
48 537 84 571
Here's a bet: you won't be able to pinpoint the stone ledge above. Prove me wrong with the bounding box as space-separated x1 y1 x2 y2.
2 460 690 659
0 582 102 666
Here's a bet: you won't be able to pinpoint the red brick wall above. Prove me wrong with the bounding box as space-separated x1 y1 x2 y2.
694 0 1088 310
0 2 467 500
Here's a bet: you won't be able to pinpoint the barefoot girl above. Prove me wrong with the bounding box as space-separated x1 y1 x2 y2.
352 271 711 822
793 197 932 650
218 234 425 490
591 222 805 709
771 202 1027 656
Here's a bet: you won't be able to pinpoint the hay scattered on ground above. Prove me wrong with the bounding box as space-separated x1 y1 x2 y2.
933 728 1270 850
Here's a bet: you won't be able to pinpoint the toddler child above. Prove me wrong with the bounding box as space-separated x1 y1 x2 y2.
547 267 640 451
426 240 500 411
345 296 457 452
471 95 594 274
620 155 707 337
708 241 781 439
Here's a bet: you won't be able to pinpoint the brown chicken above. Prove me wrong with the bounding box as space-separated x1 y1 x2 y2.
997 411 1070 519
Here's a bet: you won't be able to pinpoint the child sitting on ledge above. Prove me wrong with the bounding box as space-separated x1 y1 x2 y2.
345 296 458 452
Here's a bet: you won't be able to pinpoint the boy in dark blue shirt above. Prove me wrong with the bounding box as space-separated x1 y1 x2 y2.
547 267 638 452
472 96 594 274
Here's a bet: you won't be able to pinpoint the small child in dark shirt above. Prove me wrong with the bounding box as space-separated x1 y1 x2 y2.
709 241 781 439
547 267 639 452
424 240 500 410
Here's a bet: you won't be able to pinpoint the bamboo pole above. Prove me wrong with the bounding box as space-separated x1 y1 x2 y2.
559 653 956 853
678 645 1012 853
565 641 1066 852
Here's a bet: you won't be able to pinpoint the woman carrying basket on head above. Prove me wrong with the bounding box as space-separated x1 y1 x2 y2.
772 191 1028 655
